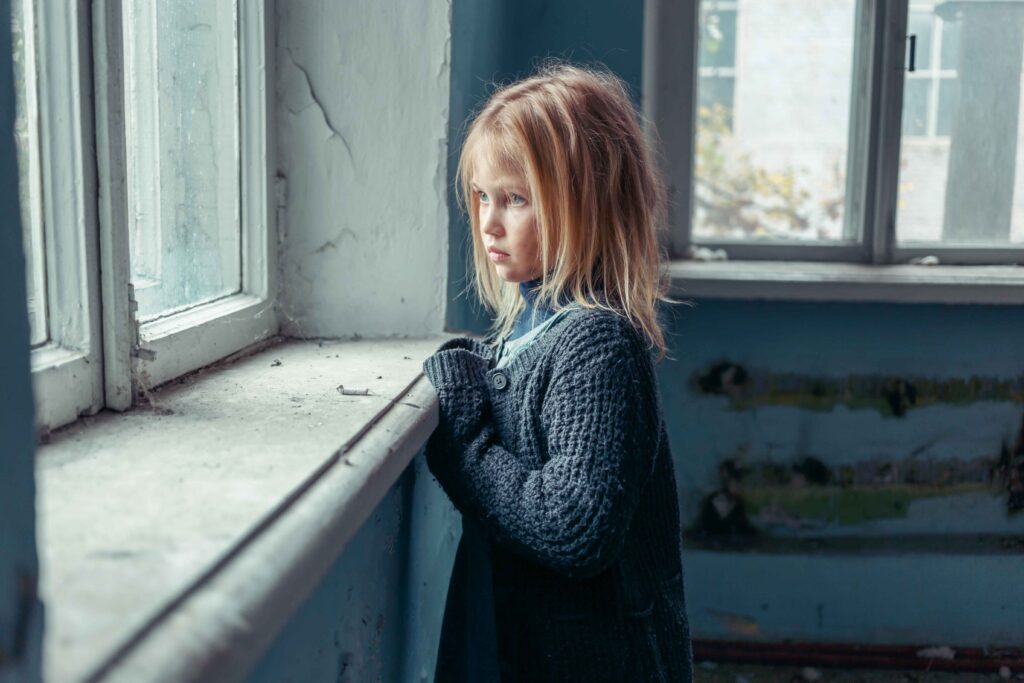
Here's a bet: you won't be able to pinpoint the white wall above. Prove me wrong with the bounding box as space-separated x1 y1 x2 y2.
275 0 451 338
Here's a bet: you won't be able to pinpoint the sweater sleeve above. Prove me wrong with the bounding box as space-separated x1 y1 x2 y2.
423 316 660 580
434 335 496 361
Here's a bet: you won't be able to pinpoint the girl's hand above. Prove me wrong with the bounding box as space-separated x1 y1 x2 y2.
422 348 493 503
422 347 493 395
434 336 496 361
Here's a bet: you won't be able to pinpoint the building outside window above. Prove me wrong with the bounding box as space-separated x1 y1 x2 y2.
687 0 1024 261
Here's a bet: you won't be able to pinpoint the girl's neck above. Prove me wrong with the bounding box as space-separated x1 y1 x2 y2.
518 276 546 309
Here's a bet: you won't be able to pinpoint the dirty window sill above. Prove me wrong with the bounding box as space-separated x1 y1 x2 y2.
34 335 449 682
669 260 1024 305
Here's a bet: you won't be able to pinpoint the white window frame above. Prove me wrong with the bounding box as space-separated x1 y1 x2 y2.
26 0 277 431
14 0 48 349
644 0 1024 277
28 0 105 432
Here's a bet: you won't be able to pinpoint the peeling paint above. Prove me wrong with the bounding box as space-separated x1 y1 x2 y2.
993 411 1024 513
689 450 1019 538
745 482 989 527
692 361 1024 415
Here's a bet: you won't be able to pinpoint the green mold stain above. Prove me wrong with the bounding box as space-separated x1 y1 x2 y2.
694 362 1024 415
743 483 991 525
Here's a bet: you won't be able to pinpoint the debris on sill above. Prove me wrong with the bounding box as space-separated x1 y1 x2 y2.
270 359 282 367
908 255 940 266
687 245 729 262
337 385 371 396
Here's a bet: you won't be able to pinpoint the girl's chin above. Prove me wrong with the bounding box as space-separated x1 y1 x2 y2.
492 267 524 282
491 260 542 283
495 273 541 284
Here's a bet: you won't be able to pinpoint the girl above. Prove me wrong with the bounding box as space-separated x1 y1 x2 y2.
422 63 693 682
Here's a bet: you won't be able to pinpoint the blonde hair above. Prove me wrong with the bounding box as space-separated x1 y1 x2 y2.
456 62 684 361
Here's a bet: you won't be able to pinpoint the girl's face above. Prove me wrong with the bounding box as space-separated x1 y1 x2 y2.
472 153 543 283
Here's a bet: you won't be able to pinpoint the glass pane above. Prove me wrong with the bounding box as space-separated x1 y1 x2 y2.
699 6 737 69
124 0 241 321
936 77 956 137
908 9 934 71
896 1 1024 246
11 0 47 347
940 15 960 70
693 0 859 243
699 76 735 130
901 78 930 137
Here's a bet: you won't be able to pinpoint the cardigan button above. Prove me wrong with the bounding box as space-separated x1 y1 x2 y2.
492 371 508 391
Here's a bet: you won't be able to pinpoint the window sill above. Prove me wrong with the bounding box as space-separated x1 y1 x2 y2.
668 260 1024 305
35 335 450 682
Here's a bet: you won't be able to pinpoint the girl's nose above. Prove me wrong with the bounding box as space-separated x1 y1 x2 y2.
481 205 503 235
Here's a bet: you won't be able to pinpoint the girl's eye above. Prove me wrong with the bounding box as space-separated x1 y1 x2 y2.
477 190 490 203
508 193 526 207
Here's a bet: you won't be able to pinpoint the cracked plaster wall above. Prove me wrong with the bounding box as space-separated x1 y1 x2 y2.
276 0 451 338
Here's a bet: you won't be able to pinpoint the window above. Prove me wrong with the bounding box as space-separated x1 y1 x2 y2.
649 0 1024 267
123 1 242 321
12 0 105 431
901 2 959 140
896 1 1024 254
698 1 737 132
12 0 44 348
12 0 276 433
691 0 864 255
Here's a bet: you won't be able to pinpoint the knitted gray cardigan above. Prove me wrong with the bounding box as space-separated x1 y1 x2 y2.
422 306 693 682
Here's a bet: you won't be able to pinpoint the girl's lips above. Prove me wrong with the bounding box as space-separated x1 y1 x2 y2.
488 250 510 262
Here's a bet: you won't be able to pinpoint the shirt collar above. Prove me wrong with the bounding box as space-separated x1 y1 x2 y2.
518 276 546 310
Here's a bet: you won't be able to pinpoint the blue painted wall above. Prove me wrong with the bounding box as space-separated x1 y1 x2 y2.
0 0 42 677
249 453 460 683
660 299 1024 645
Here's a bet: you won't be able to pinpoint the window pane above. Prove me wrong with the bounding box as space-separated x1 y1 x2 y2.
124 0 241 321
699 5 737 69
936 77 956 137
693 0 859 243
901 78 930 137
896 2 1024 246
940 16 960 70
12 0 47 347
699 76 735 130
908 9 934 71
